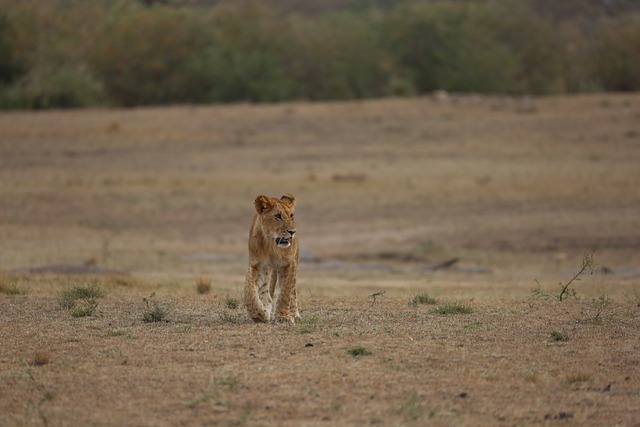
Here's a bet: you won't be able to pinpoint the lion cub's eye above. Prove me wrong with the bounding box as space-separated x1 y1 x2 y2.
275 214 283 221
290 214 294 219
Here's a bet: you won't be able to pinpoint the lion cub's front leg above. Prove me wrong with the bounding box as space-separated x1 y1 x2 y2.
244 263 271 323
274 265 298 323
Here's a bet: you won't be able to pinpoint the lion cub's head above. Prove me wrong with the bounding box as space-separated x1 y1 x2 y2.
254 194 297 249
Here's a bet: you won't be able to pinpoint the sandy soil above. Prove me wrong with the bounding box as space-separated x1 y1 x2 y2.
1 93 639 425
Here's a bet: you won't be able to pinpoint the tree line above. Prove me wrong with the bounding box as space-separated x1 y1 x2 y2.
1 0 639 109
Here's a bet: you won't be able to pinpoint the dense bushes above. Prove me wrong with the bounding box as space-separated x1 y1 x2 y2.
0 0 639 109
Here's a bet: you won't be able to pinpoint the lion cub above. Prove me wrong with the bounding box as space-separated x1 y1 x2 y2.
244 194 300 323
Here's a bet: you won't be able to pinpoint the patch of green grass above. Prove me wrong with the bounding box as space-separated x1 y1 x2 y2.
0 284 28 295
224 296 239 310
58 283 103 317
58 283 104 310
411 292 437 306
71 302 98 318
347 346 372 356
141 293 167 323
430 302 474 315
0 274 28 295
463 321 483 330
550 331 569 342
108 330 133 339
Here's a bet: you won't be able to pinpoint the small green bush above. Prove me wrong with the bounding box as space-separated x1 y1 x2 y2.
430 302 474 315
0 280 28 296
224 296 239 310
58 283 104 310
141 293 167 323
411 293 437 306
550 331 570 342
347 346 372 356
58 283 103 318
71 303 98 318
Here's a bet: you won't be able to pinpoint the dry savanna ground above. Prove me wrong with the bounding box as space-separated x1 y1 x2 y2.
1 93 640 426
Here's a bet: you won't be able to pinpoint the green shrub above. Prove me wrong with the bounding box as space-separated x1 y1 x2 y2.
0 274 27 296
347 346 372 356
141 293 167 323
550 331 570 342
411 293 437 306
430 302 474 315
58 283 104 310
224 296 239 310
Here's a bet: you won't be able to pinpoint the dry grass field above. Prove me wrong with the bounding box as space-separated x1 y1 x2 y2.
1 93 640 426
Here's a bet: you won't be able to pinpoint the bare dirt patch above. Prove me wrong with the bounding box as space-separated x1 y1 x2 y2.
1 93 640 425
1 290 639 426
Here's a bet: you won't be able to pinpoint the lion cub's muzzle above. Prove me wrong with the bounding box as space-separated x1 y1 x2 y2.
275 230 296 248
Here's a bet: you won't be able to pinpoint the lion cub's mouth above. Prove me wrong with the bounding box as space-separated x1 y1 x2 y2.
275 237 292 248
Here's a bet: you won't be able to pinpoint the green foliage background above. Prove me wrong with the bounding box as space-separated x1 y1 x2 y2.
1 0 639 109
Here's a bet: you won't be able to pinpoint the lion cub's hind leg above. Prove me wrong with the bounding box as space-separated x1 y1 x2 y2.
274 266 298 323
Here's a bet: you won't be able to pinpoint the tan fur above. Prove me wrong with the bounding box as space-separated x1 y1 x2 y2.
244 194 300 323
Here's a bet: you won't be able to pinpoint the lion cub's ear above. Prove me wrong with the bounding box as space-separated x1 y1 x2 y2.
280 194 296 211
255 195 274 214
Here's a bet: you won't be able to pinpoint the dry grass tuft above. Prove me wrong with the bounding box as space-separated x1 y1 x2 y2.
196 277 212 295
31 350 51 367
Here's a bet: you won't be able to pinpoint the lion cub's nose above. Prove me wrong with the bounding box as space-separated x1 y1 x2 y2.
287 230 296 237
